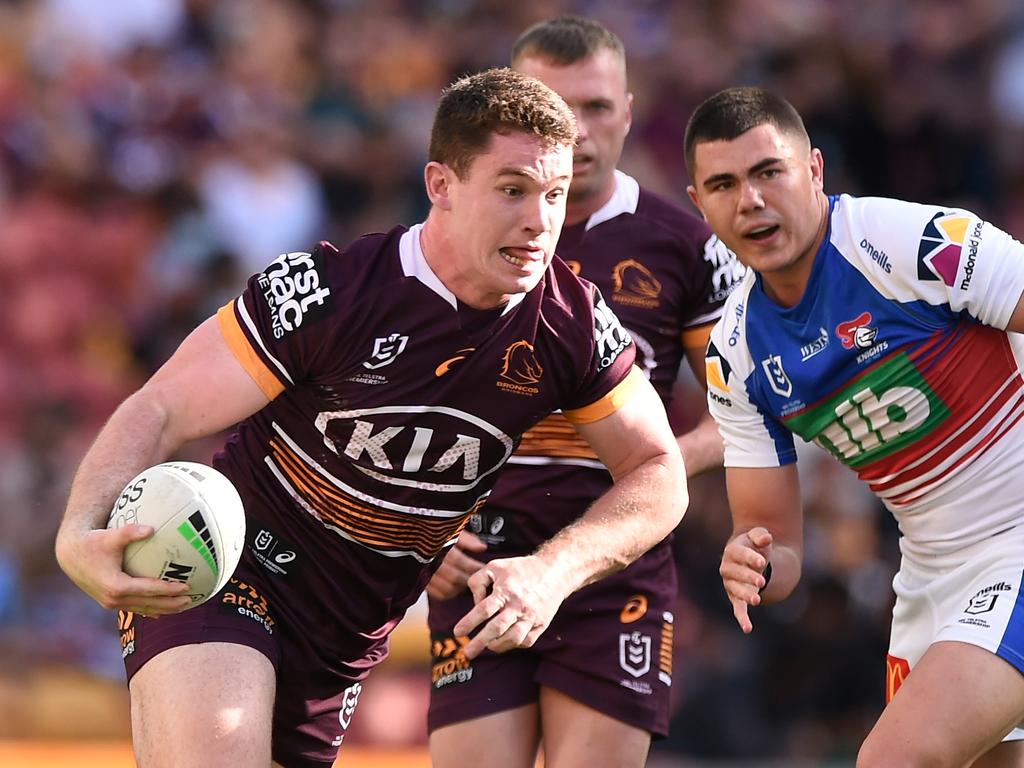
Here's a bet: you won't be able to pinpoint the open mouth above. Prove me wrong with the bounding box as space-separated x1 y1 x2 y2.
745 225 779 241
499 248 539 267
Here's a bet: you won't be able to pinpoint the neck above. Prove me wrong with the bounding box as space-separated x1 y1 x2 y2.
564 174 617 227
419 213 506 310
762 192 830 308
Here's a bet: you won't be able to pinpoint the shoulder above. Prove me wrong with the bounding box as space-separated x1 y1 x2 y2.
709 271 757 357
635 186 711 240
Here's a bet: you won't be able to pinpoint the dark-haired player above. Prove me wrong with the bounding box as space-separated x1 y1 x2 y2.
690 85 1024 768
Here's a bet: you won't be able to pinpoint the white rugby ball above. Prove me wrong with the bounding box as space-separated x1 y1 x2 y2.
107 461 246 607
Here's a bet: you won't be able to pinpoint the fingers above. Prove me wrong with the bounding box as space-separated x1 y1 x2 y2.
746 526 774 551
111 523 155 546
426 570 462 601
101 573 192 613
466 567 496 605
444 545 485 582
456 531 488 553
730 596 754 634
452 586 504 642
458 602 536 659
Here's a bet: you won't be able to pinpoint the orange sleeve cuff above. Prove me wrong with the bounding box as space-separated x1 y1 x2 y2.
681 322 715 350
217 301 286 400
563 366 645 425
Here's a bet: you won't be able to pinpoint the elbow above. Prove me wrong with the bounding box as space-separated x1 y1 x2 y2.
658 450 689 532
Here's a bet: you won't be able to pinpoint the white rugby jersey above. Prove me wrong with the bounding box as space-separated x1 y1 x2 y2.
706 194 1024 556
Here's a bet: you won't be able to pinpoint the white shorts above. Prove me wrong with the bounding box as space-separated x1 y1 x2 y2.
888 526 1024 741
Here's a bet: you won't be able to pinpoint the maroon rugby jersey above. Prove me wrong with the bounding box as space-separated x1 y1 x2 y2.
474 170 742 551
213 224 639 645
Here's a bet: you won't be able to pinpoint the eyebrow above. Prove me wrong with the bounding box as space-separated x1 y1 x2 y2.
496 168 571 183
702 156 783 190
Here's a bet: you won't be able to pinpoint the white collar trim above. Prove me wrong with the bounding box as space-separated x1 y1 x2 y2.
584 170 640 231
399 224 525 316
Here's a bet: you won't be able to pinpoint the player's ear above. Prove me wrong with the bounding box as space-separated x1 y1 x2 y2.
424 161 455 210
810 147 825 192
686 185 707 221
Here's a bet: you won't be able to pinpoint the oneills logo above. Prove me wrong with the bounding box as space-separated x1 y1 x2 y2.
885 654 910 703
620 594 649 623
612 260 661 309
497 340 542 395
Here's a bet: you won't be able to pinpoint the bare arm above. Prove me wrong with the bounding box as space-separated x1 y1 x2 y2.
676 341 725 477
719 464 803 634
455 374 687 657
55 315 270 614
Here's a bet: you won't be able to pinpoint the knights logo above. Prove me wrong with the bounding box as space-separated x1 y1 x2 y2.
836 312 877 351
364 333 408 370
619 631 652 678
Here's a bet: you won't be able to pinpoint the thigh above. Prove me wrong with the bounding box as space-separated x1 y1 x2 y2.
130 642 276 768
430 703 540 768
539 687 651 768
427 589 541 733
533 565 675 736
860 641 1024 768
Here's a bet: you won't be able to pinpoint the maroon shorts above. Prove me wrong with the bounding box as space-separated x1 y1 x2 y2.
120 548 379 768
426 542 677 737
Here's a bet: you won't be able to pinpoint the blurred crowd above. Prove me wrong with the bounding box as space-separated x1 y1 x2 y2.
3 0 1024 762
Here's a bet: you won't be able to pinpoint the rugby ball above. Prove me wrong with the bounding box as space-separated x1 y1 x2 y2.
107 461 246 607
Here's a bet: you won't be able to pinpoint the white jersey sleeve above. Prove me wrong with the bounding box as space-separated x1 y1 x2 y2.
829 195 1024 329
705 275 797 468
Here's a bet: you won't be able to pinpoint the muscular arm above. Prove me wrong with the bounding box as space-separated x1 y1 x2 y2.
676 341 725 477
455 374 687 657
55 316 270 613
535 377 688 590
719 464 803 633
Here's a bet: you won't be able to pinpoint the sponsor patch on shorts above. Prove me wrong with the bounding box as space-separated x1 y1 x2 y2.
430 633 473 689
218 578 276 635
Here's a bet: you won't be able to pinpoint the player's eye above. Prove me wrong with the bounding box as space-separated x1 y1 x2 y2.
502 186 523 198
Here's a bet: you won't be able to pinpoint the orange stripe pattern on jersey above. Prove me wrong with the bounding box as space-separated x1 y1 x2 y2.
269 437 479 560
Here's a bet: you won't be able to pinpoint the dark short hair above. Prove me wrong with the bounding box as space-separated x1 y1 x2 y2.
428 67 577 180
684 86 809 174
511 15 625 69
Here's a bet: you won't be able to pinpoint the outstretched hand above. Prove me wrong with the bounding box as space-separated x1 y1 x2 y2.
56 524 192 616
720 526 773 634
453 555 567 659
426 531 488 600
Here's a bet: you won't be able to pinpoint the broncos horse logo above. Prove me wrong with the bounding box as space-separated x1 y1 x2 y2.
499 340 543 385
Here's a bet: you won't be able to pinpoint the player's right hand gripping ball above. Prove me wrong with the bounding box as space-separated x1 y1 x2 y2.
107 462 246 607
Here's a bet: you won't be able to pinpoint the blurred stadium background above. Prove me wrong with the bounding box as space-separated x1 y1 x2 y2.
2 0 1023 765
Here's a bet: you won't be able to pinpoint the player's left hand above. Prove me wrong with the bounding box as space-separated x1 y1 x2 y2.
453 555 567 659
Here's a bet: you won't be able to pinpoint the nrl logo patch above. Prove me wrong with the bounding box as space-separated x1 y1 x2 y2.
364 333 409 370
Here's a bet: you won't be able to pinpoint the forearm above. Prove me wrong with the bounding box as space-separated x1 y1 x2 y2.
677 412 724 477
57 390 179 553
755 541 801 603
531 454 687 594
